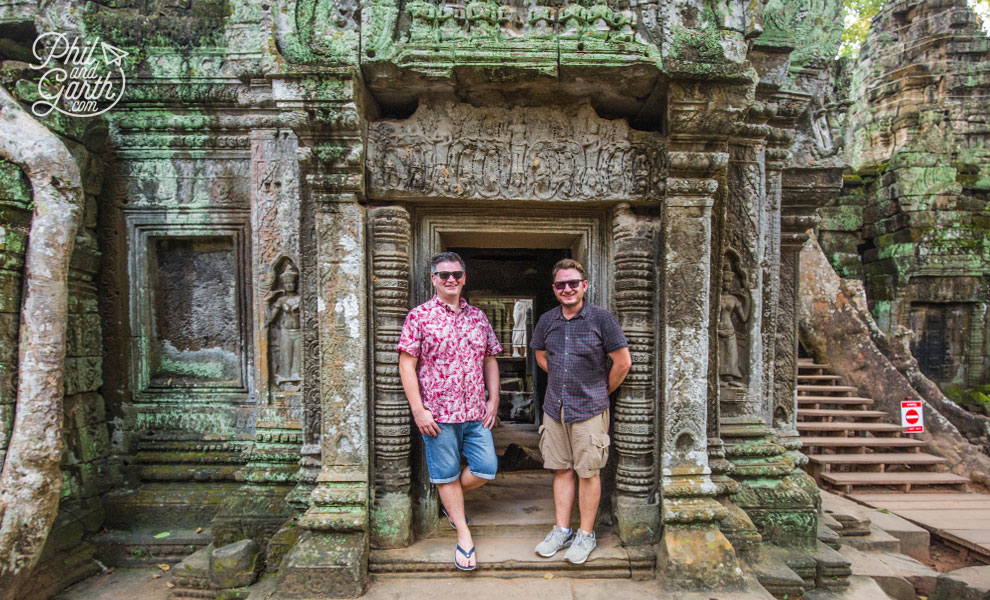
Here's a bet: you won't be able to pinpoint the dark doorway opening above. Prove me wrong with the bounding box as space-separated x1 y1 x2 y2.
450 247 568 428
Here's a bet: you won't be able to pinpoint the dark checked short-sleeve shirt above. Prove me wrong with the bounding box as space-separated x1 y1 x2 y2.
530 302 628 424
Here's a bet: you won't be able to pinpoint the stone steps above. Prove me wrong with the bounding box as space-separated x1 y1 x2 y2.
91 527 212 567
369 534 653 579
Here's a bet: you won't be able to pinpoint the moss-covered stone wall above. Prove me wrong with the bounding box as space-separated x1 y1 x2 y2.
821 0 990 390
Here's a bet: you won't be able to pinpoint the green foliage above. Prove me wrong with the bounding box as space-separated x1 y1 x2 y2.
841 0 990 58
839 0 887 58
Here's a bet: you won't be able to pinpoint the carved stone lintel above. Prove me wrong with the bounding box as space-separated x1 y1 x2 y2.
366 102 666 203
369 205 413 548
611 203 659 545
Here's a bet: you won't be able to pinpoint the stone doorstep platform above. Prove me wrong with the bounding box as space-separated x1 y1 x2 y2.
371 471 654 578
849 492 990 563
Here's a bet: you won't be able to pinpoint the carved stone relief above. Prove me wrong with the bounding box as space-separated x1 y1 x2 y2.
367 102 666 202
265 257 302 390
718 248 752 388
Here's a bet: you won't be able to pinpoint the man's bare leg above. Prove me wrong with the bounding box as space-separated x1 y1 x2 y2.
460 467 488 492
438 466 491 569
553 469 576 529
577 473 601 534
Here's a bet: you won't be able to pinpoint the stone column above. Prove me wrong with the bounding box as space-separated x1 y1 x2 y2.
369 206 413 548
277 79 370 597
611 203 659 545
660 136 740 585
212 129 305 548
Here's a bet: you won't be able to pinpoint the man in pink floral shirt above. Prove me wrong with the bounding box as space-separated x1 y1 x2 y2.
398 251 501 571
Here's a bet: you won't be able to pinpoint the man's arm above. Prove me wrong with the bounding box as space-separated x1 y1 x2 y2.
534 349 548 372
399 351 441 437
607 347 632 394
482 355 500 429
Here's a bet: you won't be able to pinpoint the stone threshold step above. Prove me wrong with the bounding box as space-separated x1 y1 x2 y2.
798 408 889 420
369 534 653 579
91 527 211 567
797 374 843 381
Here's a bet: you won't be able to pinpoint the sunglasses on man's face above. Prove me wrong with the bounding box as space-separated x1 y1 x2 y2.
553 279 585 291
433 271 464 281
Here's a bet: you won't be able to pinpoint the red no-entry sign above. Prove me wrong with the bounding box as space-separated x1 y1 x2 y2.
901 399 924 433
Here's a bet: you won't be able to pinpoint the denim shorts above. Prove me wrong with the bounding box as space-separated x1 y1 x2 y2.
422 420 498 484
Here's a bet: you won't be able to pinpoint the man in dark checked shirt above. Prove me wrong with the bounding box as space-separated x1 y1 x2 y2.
530 258 631 564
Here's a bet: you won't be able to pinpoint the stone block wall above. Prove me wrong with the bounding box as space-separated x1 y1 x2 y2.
0 147 115 599
820 0 990 390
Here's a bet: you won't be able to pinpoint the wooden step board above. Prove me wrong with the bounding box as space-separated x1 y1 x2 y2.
798 409 889 420
808 453 947 466
800 436 926 449
798 384 860 394
797 374 843 381
797 422 905 433
798 396 874 406
821 471 970 493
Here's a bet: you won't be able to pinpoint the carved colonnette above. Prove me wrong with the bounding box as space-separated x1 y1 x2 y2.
611 203 660 544
369 206 414 548
276 76 371 598
660 81 743 586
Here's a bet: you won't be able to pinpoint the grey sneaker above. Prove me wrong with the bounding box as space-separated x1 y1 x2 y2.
564 530 597 564
535 525 574 557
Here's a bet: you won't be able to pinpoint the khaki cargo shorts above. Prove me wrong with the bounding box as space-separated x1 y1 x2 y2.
538 409 610 478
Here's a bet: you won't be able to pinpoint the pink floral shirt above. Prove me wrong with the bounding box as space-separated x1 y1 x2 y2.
397 296 502 423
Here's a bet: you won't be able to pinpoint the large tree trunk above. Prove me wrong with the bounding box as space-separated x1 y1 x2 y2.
799 234 990 481
0 86 83 596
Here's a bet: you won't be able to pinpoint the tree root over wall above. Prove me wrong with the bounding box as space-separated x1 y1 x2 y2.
799 234 990 483
0 86 83 598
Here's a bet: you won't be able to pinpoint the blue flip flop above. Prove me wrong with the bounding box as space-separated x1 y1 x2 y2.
440 506 469 530
454 544 476 571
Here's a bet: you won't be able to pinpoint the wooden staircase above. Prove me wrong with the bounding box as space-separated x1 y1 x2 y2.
797 358 970 494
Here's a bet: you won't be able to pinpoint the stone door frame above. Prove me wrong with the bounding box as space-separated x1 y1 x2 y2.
368 201 669 546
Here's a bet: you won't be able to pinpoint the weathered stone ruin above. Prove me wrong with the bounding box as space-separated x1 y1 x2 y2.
0 0 987 598
819 0 990 403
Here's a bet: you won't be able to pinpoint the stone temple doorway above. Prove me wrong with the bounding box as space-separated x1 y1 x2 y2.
409 215 608 539
367 207 654 573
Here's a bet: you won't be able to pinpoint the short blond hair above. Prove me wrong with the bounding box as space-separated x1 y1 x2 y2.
552 258 586 281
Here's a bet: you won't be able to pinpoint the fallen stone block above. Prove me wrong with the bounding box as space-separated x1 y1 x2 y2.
209 539 261 589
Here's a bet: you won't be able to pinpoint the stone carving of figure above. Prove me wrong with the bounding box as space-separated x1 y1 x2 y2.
511 298 533 357
266 260 302 389
718 254 751 386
